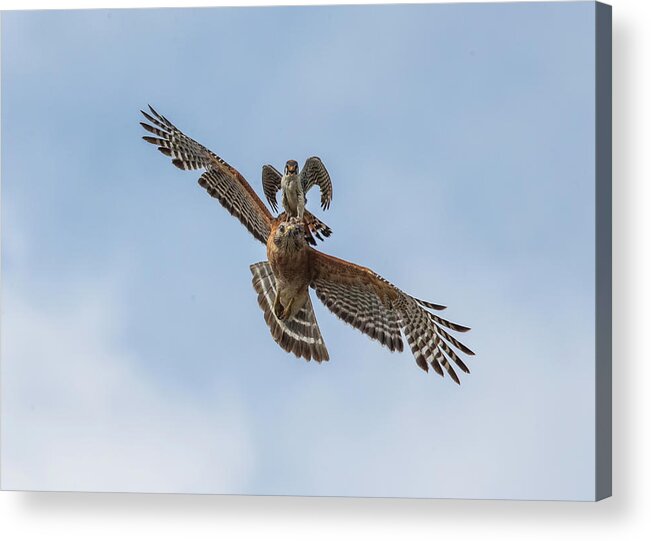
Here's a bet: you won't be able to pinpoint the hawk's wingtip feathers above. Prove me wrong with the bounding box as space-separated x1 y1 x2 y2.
310 250 474 381
139 104 274 244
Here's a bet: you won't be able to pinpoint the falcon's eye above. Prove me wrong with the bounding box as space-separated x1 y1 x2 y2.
279 225 285 234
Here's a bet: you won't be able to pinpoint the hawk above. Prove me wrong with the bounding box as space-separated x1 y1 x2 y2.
261 157 332 219
141 106 474 381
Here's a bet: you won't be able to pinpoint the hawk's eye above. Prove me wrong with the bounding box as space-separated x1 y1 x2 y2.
279 225 285 234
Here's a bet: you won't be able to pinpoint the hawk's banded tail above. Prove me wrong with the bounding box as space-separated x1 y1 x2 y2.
250 261 329 362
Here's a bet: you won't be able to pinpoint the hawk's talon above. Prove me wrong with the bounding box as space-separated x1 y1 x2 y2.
273 292 287 321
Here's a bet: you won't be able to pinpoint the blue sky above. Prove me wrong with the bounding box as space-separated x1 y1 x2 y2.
1 2 597 499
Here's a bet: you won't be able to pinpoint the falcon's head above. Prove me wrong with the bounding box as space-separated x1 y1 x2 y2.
273 218 307 251
284 160 299 176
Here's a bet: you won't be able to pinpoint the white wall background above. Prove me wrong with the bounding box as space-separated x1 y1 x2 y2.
0 0 648 539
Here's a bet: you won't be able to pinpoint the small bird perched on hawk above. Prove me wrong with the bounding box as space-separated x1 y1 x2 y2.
140 105 474 381
262 157 332 220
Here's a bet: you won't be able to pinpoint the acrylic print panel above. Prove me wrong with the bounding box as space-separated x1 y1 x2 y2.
0 2 611 500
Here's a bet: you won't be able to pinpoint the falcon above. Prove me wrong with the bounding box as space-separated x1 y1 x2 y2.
140 106 474 381
261 157 332 219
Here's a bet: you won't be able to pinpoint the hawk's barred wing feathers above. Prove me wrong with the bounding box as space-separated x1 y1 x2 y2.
141 105 273 244
310 250 474 382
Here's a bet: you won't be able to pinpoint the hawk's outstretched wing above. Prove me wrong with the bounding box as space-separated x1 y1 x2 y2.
309 250 474 382
261 164 282 213
140 105 273 244
301 157 333 211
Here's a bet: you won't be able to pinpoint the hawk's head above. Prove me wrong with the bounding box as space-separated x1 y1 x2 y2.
273 218 307 251
284 160 299 176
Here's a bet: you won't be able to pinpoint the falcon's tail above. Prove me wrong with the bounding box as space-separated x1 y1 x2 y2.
303 210 332 246
277 211 332 246
250 261 329 362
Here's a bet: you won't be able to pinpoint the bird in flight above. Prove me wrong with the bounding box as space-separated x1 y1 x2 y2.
140 106 474 381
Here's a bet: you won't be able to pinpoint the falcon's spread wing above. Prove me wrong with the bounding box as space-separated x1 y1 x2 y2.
261 164 282 213
301 157 333 211
140 105 273 244
310 250 474 382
